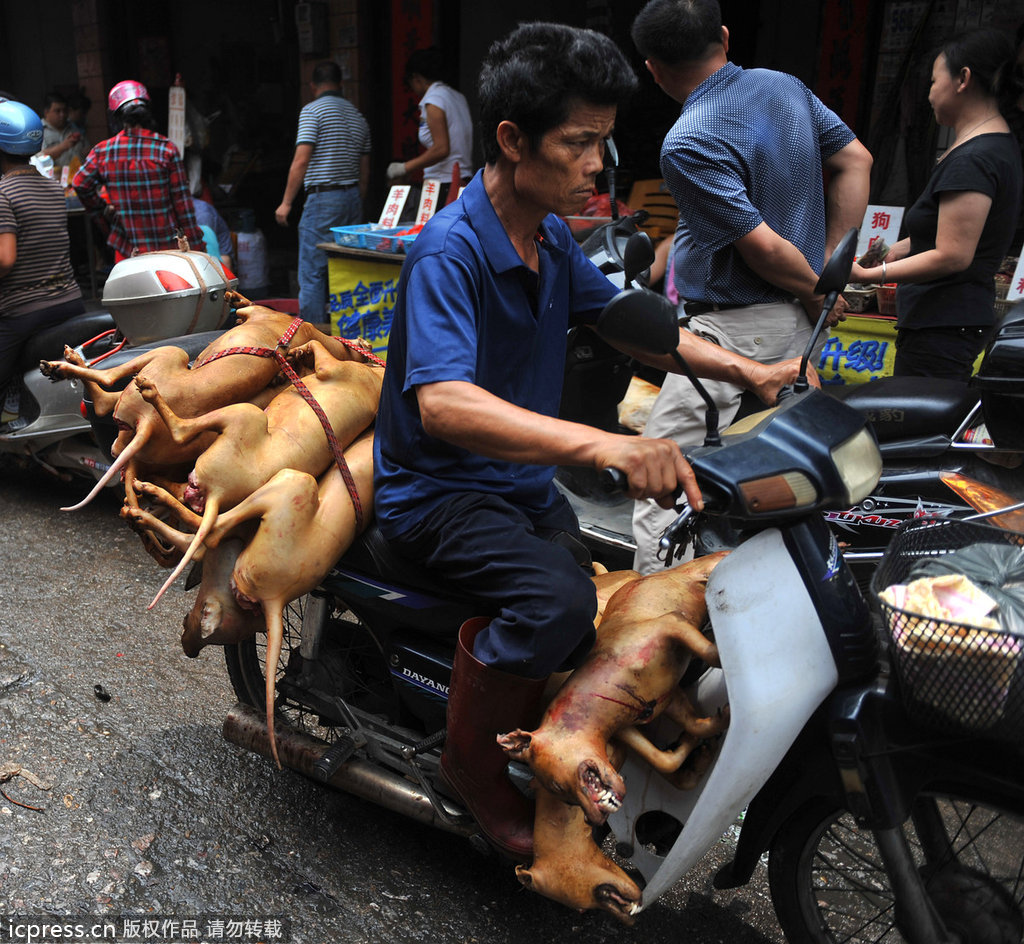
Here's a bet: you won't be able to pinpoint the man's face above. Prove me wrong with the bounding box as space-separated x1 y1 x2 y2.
44 101 68 129
515 101 616 218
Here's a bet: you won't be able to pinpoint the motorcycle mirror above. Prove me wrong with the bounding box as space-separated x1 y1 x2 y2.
605 136 620 221
597 288 722 445
623 231 655 288
815 226 858 296
794 227 859 392
605 136 619 168
597 288 678 354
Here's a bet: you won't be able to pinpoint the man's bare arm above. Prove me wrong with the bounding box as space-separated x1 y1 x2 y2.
822 139 872 259
416 381 702 508
275 144 313 226
607 327 818 405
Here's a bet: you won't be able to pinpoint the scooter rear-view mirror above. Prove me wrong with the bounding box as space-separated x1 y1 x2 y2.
794 226 859 392
623 230 655 289
597 288 721 445
597 288 678 355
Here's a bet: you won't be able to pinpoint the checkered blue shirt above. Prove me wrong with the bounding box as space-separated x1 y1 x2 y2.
664 62 855 306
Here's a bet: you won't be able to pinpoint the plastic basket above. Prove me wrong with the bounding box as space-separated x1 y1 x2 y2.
362 226 406 254
331 223 374 248
330 224 408 253
875 283 897 316
871 517 1024 743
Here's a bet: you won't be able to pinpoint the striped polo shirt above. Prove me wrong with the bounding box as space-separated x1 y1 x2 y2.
0 169 81 318
296 91 372 189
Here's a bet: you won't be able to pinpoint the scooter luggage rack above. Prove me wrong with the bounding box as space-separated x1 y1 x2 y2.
872 517 1024 745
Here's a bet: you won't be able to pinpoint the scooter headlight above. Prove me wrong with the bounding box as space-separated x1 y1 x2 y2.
831 427 882 505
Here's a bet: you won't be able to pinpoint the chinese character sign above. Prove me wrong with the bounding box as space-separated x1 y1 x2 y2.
816 315 897 384
168 82 186 159
378 186 411 227
328 257 402 361
856 205 904 259
415 180 441 224
1008 255 1024 302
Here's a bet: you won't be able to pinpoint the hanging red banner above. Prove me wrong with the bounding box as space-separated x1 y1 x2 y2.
391 0 435 171
815 0 874 130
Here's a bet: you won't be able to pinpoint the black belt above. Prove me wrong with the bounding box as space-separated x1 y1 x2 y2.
306 182 358 193
683 297 798 317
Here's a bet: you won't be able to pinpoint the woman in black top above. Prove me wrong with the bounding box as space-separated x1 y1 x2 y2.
852 28 1024 381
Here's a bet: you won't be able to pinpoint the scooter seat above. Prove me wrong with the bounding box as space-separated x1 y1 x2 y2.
830 376 976 442
19 310 117 371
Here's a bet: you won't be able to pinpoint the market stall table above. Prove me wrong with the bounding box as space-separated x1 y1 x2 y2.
320 241 404 361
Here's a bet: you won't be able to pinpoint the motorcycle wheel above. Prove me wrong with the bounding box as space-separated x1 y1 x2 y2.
224 594 395 745
768 796 1024 944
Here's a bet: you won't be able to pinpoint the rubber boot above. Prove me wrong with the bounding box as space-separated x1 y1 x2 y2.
441 616 549 862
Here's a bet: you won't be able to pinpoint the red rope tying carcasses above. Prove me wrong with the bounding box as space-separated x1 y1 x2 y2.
273 351 365 531
189 317 377 529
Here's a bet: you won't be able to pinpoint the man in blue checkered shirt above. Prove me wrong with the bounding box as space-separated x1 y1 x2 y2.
630 0 873 574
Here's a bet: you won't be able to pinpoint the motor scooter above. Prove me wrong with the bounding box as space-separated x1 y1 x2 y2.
218 229 1024 941
0 249 236 482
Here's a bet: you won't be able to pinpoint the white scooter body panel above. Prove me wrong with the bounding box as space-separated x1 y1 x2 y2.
606 528 840 905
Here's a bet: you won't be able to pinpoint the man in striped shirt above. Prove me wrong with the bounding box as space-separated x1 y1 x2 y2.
276 61 372 323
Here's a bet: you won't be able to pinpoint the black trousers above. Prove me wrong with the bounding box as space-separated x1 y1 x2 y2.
894 325 991 383
0 296 86 392
389 490 597 678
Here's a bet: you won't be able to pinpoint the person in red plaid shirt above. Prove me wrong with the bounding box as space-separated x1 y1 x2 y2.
73 80 204 261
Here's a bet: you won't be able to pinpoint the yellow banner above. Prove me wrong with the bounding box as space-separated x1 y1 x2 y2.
327 256 402 361
817 314 896 386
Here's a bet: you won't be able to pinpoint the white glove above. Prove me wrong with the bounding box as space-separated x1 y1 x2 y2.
386 161 406 181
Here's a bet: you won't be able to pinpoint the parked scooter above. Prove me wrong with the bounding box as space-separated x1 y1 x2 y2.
0 249 236 482
219 229 1024 940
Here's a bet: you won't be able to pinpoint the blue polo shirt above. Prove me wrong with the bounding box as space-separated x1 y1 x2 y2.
373 171 618 539
664 62 855 306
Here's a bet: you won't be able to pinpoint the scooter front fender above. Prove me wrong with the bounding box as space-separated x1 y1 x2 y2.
607 528 839 906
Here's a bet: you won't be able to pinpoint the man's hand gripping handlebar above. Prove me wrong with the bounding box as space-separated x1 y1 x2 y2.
599 465 704 568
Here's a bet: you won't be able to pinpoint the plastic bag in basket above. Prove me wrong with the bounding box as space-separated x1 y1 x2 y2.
880 575 1021 726
907 542 1024 636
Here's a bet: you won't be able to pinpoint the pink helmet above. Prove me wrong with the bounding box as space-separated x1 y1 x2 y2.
108 80 149 113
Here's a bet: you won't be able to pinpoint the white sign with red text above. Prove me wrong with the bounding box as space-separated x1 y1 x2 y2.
168 85 186 159
377 186 410 228
415 179 442 225
856 205 904 260
1008 255 1024 302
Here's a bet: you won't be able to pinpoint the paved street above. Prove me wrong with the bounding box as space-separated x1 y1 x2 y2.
0 464 785 944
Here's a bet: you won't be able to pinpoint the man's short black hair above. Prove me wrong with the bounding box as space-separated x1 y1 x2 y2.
631 0 723 66
478 22 637 165
312 60 342 87
43 90 68 111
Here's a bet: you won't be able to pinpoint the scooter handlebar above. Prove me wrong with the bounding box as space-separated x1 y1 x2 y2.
599 467 629 493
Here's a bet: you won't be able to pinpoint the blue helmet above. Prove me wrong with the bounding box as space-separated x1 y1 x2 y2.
0 100 45 156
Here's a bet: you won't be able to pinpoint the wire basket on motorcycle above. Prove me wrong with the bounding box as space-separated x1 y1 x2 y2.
871 516 1024 745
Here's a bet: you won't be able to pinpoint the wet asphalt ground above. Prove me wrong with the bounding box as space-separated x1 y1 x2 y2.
0 463 786 944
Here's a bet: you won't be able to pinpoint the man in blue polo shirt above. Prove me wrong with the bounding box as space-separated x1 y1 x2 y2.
374 21 810 860
629 0 873 574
